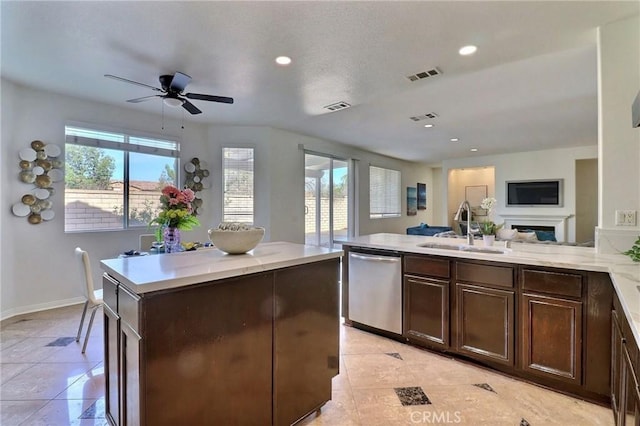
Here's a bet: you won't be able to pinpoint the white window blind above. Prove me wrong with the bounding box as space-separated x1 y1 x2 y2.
223 147 254 223
369 166 401 218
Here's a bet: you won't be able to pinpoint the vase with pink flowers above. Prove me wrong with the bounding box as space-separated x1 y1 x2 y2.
149 185 200 253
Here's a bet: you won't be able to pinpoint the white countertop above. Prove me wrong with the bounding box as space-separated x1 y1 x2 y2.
343 233 640 344
101 241 342 295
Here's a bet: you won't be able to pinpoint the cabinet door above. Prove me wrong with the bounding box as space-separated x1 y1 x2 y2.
120 322 141 426
455 283 514 366
521 293 583 385
274 259 340 426
404 274 449 349
142 274 273 425
613 310 626 425
103 304 120 426
623 344 640 426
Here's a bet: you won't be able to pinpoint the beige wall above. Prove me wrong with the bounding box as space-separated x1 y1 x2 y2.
447 167 496 225
575 159 598 243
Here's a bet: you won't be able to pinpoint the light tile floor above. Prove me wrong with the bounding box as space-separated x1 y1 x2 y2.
1 304 613 425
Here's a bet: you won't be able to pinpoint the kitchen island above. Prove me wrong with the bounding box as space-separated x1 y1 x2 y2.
342 233 640 423
100 242 342 426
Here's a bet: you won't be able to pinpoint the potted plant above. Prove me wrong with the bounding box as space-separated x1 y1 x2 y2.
478 197 503 246
478 221 504 245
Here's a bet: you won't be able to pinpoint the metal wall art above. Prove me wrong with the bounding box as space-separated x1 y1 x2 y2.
183 157 209 216
12 140 64 224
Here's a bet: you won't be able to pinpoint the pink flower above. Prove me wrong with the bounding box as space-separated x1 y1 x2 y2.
162 185 180 198
182 188 195 202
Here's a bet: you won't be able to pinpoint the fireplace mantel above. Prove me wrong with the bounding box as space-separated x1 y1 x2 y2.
498 214 573 242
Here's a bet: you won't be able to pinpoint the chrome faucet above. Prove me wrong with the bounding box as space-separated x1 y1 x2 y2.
454 200 474 245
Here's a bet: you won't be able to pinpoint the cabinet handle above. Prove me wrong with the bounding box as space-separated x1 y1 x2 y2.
350 253 400 263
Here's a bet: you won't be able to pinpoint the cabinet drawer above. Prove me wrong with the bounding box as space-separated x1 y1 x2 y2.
522 269 582 299
404 255 450 278
455 261 514 288
102 274 118 312
119 285 140 333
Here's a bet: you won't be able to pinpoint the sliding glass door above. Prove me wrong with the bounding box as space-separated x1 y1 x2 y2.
304 153 350 248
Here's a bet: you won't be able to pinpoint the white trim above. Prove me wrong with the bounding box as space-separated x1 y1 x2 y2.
0 296 85 322
500 214 572 242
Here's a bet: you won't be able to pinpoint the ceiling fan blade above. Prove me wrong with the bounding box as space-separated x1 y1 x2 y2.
185 93 234 104
181 99 202 115
127 95 161 103
169 72 191 92
105 74 163 92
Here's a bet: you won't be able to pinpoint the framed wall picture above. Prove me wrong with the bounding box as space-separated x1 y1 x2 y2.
465 185 487 206
407 187 417 216
417 183 426 210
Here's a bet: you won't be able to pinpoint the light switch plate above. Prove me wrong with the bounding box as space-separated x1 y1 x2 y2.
615 210 637 226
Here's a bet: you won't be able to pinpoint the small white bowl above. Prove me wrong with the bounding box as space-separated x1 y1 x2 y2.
208 227 265 254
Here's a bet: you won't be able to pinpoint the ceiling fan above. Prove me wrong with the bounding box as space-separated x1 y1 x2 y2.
104 72 234 115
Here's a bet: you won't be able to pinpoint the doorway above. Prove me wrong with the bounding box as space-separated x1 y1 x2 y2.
304 152 350 248
575 158 598 244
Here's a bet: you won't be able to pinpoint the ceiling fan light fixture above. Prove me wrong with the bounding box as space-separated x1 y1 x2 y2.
163 97 184 108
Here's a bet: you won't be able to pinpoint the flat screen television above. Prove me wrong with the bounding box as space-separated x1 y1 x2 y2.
506 179 563 207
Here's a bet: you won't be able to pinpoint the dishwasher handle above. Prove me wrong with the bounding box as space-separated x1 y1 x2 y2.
349 253 401 263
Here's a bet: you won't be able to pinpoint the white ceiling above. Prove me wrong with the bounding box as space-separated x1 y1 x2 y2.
2 1 638 164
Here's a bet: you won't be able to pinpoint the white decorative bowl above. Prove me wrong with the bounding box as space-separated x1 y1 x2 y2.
208 226 265 254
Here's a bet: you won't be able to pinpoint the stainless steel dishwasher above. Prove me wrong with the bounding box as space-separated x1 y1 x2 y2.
348 248 402 335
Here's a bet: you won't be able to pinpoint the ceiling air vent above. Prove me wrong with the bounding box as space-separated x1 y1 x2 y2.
406 67 442 82
323 101 351 112
409 112 438 122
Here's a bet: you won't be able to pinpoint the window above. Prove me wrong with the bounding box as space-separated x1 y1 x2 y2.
369 165 401 218
223 147 254 223
64 125 179 232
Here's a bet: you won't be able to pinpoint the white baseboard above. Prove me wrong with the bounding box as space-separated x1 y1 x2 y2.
0 296 85 322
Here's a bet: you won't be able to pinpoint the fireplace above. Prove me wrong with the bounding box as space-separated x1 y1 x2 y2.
512 225 556 233
500 214 571 243
512 224 556 241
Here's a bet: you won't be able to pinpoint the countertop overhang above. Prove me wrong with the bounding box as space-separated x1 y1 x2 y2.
101 241 343 294
343 233 640 345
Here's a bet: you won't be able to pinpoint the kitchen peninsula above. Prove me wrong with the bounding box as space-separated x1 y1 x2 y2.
100 242 342 426
342 233 640 423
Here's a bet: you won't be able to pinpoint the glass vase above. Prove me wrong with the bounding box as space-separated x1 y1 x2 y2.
163 226 181 253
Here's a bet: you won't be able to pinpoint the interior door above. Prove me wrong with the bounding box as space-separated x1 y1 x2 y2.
304 153 350 248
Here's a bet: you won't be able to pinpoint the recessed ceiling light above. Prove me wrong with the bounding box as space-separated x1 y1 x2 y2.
424 124 434 128
470 148 478 152
459 45 477 56
275 56 292 66
450 138 459 142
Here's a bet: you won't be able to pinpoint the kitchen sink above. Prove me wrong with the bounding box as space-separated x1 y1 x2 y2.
416 242 509 254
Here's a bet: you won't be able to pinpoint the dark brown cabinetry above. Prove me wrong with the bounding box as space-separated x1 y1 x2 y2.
345 245 617 404
520 268 584 385
103 258 340 426
273 261 340 426
103 275 120 426
403 256 450 349
612 295 640 426
453 261 515 366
